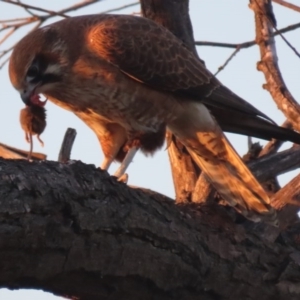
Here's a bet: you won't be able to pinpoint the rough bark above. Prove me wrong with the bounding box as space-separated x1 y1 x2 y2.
1 158 300 300
250 0 300 131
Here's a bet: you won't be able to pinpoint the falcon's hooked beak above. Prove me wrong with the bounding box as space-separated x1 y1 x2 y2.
21 84 36 106
20 83 47 107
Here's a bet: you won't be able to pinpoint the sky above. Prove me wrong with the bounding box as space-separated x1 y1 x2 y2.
0 0 299 299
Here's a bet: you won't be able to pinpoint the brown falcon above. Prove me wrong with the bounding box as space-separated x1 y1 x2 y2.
8 14 300 224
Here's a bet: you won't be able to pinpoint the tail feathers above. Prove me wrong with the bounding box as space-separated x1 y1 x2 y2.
186 131 278 225
210 106 300 144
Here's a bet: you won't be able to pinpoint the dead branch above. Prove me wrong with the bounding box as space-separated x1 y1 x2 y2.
1 0 69 18
102 2 139 14
249 145 300 182
195 21 300 49
0 0 122 68
250 0 300 132
273 0 300 13
58 128 77 163
214 47 241 76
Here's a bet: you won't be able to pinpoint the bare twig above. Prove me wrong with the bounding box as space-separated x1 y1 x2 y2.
0 0 139 68
0 18 37 33
58 0 103 14
272 0 300 13
195 40 255 49
214 46 241 76
0 27 14 45
0 20 41 69
102 2 139 14
1 0 70 18
195 21 300 49
0 16 33 23
0 45 14 60
0 56 9 69
58 128 77 163
16 0 38 17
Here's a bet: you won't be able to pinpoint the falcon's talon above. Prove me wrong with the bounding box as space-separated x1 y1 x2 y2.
25 132 30 144
114 147 138 179
37 135 44 147
117 173 128 184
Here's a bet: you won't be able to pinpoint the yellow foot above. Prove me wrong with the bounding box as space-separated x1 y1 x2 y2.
117 173 128 184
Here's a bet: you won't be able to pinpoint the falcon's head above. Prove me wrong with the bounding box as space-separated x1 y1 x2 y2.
9 26 67 107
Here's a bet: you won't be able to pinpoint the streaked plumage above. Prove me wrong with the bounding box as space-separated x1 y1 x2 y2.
10 14 298 224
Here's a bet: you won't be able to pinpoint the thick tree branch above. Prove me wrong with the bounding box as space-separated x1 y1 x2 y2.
0 158 300 300
250 0 300 132
249 145 300 182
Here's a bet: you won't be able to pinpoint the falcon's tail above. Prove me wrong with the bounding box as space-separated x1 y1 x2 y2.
169 102 278 225
205 85 300 143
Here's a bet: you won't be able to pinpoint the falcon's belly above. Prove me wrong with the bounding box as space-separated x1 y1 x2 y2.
43 59 185 156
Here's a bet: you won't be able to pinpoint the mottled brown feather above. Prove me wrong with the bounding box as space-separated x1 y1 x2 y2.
86 15 271 120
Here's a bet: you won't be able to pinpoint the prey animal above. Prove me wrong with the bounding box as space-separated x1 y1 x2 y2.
19 100 46 160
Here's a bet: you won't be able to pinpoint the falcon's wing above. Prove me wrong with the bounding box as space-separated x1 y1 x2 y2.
87 14 272 122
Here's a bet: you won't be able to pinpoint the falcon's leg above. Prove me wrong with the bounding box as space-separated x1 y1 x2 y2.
100 157 114 171
74 113 127 172
114 147 138 179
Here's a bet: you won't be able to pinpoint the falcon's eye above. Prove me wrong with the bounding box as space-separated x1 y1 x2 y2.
26 65 39 79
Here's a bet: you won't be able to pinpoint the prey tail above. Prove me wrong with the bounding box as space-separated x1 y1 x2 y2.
169 103 278 225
